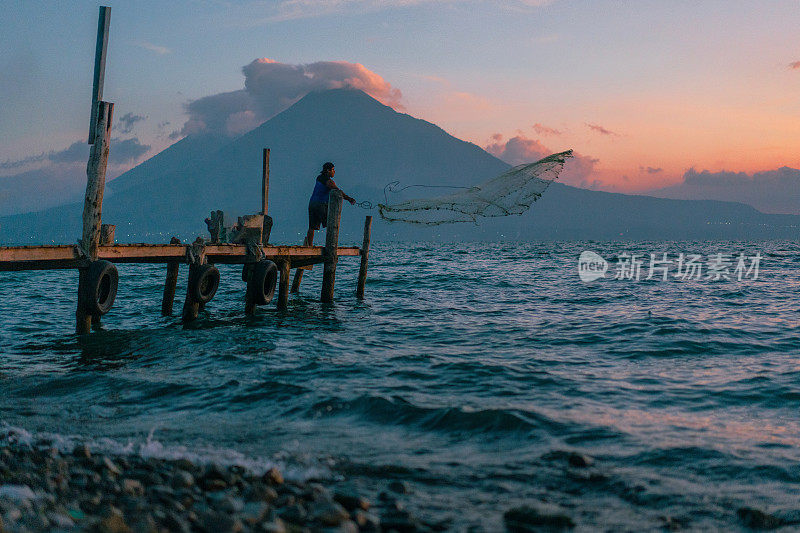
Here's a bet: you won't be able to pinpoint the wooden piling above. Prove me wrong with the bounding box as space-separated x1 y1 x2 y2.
181 240 205 322
321 190 343 303
76 101 113 335
161 237 181 316
261 148 270 216
290 234 311 293
277 258 290 310
356 215 372 299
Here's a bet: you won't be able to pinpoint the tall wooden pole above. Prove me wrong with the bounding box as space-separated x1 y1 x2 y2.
76 101 113 334
88 6 111 144
321 190 342 303
356 215 372 299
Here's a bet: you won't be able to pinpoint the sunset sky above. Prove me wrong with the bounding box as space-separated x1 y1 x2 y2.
2 0 799 196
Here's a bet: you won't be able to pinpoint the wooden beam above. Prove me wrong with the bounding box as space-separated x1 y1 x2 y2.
88 6 111 144
0 244 360 271
321 190 343 303
356 215 372 299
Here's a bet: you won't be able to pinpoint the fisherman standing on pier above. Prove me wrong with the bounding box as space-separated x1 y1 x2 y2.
306 162 355 245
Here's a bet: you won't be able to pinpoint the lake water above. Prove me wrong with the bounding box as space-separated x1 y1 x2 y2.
1 241 798 530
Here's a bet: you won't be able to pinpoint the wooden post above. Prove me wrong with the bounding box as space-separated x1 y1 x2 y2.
88 6 111 144
277 258 290 310
161 237 181 316
261 148 270 216
182 239 204 322
290 234 310 293
100 224 115 245
356 216 372 299
321 190 342 303
76 100 113 334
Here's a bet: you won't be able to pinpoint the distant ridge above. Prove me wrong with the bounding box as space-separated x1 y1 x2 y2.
2 88 799 244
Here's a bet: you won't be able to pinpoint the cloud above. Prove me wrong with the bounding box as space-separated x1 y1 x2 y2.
0 137 151 216
586 123 620 136
789 61 800 70
532 123 562 136
640 166 663 174
119 113 146 134
111 138 152 165
647 166 800 215
484 133 598 188
179 58 402 137
136 41 171 55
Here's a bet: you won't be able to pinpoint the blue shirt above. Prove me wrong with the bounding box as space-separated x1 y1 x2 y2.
310 173 331 204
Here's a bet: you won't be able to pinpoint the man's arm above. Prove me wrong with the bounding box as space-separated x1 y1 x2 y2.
325 179 356 205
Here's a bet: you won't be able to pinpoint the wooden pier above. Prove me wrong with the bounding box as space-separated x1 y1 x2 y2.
0 6 373 334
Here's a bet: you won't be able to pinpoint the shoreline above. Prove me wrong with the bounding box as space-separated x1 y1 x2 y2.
0 434 442 532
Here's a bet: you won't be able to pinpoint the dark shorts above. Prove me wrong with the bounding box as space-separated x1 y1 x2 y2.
308 201 328 230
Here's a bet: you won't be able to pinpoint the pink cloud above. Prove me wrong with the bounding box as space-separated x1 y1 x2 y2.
790 61 800 70
532 123 562 136
586 123 620 136
484 133 598 188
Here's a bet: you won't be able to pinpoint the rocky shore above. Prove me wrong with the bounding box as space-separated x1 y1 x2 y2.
0 436 443 533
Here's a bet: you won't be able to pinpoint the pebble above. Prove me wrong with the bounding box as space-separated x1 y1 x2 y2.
103 457 122 476
737 507 784 530
121 478 144 497
381 507 419 533
264 467 284 485
388 480 411 494
309 499 349 526
334 489 370 511
173 470 195 489
504 503 575 531
73 444 91 459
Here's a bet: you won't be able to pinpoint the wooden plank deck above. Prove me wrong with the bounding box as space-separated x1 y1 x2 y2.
0 244 361 271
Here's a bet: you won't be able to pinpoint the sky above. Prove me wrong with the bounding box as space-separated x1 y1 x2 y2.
1 0 799 207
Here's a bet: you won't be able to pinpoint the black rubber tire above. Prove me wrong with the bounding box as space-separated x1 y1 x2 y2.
83 260 118 315
190 264 220 304
247 260 277 305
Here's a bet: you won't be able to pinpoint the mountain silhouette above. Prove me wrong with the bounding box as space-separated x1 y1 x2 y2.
2 89 799 244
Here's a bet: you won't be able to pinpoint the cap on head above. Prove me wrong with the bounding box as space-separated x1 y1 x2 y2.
322 162 335 171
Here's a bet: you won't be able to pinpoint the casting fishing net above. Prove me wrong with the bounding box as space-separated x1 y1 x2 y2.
377 149 573 225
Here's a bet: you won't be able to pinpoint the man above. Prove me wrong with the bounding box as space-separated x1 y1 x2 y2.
306 162 355 245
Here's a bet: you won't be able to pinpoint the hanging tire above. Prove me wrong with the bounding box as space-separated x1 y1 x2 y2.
83 260 118 315
247 260 277 305
189 264 220 304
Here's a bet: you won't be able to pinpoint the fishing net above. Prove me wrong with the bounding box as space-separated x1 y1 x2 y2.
377 150 573 225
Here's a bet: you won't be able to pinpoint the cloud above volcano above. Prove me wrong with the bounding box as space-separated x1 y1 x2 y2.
180 59 403 137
